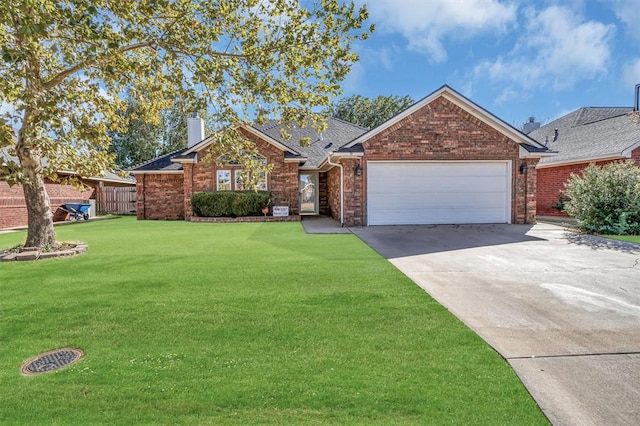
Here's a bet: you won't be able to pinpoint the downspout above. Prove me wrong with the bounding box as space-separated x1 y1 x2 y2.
326 152 344 225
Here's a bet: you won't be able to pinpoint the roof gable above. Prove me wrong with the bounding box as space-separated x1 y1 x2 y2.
343 85 550 155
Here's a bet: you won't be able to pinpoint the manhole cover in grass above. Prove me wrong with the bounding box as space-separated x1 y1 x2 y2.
21 348 83 375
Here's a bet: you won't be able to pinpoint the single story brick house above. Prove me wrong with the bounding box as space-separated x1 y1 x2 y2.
528 106 640 216
131 85 554 226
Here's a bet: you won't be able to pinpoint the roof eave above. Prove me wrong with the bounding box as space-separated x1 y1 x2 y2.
284 157 307 163
537 154 630 169
519 145 557 159
170 157 197 164
130 170 184 175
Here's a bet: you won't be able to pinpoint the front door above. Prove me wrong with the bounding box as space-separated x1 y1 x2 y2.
299 173 318 214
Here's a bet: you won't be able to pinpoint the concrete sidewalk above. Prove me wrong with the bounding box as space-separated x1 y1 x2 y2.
301 216 351 234
352 223 640 425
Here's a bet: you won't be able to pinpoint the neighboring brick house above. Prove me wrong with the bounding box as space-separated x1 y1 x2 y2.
0 170 134 229
131 85 554 226
0 166 133 229
528 107 640 216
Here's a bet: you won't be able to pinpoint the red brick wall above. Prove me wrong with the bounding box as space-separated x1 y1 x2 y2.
137 130 301 222
537 153 640 216
345 96 536 226
327 166 341 222
136 174 184 220
182 130 300 218
1 180 91 229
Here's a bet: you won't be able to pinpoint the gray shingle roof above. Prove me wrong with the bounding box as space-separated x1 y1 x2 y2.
254 117 368 167
529 107 640 166
129 147 192 172
131 118 367 172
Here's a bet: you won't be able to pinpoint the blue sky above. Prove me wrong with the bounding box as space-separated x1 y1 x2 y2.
344 0 640 129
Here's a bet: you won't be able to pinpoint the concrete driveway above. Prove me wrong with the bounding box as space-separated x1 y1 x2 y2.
351 223 640 426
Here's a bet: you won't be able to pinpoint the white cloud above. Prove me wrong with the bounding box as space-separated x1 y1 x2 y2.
623 58 640 87
366 0 517 62
610 0 640 39
474 5 615 90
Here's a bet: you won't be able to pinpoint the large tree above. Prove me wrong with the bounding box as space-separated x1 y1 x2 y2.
109 96 193 169
0 0 371 249
327 94 414 128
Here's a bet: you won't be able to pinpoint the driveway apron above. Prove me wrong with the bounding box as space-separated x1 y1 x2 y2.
351 223 640 426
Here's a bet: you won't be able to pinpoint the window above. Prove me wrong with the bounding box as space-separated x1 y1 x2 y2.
235 170 246 191
256 171 267 191
216 153 268 191
217 170 231 191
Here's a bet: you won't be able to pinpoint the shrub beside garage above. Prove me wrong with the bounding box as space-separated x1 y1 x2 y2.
563 161 640 235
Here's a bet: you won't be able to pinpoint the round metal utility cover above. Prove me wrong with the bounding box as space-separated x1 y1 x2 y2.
21 348 84 375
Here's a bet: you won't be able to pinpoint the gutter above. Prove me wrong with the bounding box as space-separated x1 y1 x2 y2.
326 152 344 225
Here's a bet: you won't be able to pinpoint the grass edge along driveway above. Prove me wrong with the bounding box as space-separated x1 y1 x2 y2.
0 218 546 424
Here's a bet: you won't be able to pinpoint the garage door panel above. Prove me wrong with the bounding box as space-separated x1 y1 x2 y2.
368 192 507 209
367 161 510 225
370 208 508 225
369 177 508 194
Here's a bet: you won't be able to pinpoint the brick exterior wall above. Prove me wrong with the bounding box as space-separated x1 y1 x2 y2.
537 149 640 216
327 165 341 222
136 128 301 221
338 96 538 226
136 173 184 220
1 180 92 229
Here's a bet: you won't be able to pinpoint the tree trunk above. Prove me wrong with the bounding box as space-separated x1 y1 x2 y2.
19 153 57 250
22 175 57 249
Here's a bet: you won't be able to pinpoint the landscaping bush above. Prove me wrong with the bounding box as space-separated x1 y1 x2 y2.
563 161 640 235
191 191 271 217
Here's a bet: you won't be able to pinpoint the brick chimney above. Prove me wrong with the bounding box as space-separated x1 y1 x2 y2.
187 112 204 148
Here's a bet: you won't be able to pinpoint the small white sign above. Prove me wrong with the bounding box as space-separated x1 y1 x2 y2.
272 206 289 217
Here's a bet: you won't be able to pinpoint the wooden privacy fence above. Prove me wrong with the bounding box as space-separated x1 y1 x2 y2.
96 186 137 215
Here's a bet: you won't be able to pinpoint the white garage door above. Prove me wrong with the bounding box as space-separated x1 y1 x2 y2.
367 161 511 225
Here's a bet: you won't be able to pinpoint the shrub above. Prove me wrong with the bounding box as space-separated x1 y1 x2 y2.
191 191 271 217
563 161 640 235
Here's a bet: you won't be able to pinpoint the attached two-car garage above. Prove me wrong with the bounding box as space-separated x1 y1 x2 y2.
367 161 512 225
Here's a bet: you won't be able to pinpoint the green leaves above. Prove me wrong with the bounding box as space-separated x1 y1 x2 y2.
563 161 640 235
327 94 415 129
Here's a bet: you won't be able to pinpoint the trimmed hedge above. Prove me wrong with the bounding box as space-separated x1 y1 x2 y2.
191 191 271 217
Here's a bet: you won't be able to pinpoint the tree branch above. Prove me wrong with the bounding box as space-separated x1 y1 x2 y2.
41 41 248 91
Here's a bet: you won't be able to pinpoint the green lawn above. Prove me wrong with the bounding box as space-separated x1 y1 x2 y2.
0 218 546 424
602 235 640 244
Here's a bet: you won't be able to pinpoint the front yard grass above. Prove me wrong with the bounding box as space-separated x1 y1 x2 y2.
602 235 640 244
0 217 546 424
